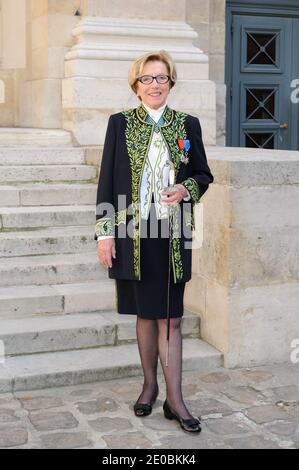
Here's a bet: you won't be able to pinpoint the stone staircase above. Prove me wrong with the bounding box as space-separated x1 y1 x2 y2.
0 136 223 393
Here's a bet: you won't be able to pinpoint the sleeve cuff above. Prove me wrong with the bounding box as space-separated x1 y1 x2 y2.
181 178 200 204
95 217 115 238
183 189 191 201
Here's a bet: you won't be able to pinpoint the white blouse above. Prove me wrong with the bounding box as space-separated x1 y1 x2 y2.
140 102 171 221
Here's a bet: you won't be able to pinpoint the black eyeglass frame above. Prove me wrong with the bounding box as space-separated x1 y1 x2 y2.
136 74 171 85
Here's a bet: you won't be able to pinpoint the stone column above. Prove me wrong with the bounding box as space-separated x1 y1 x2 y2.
0 0 26 69
19 0 80 128
0 0 26 125
185 147 299 367
186 0 226 146
209 0 226 146
62 0 216 146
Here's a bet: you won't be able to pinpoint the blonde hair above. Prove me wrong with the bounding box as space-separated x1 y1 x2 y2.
128 50 177 98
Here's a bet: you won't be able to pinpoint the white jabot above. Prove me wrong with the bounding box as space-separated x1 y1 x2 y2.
142 102 167 123
142 100 191 204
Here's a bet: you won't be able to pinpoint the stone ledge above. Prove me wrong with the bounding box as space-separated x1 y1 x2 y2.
0 128 73 147
206 146 299 185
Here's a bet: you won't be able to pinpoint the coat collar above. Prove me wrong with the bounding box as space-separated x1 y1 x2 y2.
136 102 174 127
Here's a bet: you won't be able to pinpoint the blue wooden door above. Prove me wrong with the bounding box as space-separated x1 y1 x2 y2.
230 15 297 149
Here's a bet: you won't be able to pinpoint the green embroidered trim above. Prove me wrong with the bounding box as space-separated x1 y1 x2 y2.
160 110 187 282
171 205 183 282
136 104 147 122
184 207 195 231
123 106 154 279
172 205 180 238
115 208 127 226
142 160 152 220
95 217 114 237
182 177 200 204
95 209 127 237
172 238 183 282
163 105 173 125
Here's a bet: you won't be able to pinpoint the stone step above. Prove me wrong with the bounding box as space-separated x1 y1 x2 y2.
0 183 97 207
0 310 200 356
0 338 223 392
0 252 106 287
0 205 95 229
0 280 115 320
0 165 96 183
0 226 96 258
0 129 73 147
0 148 85 165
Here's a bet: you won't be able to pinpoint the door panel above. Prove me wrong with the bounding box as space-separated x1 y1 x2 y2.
231 15 295 149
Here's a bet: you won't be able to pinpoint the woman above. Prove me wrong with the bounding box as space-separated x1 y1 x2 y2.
95 50 214 433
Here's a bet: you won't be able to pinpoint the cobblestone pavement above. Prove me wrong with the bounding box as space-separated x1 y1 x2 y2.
0 363 298 449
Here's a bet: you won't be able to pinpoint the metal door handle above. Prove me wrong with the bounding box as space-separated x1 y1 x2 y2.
279 122 288 129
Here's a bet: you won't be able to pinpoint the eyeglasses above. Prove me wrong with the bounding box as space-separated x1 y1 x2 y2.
137 74 170 85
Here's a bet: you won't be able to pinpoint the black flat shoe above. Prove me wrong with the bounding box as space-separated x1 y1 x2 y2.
134 386 159 417
163 400 201 433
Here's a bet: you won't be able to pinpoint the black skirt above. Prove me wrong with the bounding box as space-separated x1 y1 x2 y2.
115 195 185 319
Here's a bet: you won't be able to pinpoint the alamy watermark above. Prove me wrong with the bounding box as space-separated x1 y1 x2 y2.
290 79 299 103
290 339 299 364
96 195 204 250
0 340 5 365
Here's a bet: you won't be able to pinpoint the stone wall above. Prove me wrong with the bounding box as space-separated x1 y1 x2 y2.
0 71 15 125
186 0 226 145
0 0 81 128
79 0 186 20
0 0 220 137
184 146 299 367
0 0 217 140
63 1 216 146
0 0 26 125
18 0 80 128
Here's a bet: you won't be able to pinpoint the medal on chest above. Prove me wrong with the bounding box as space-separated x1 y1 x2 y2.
177 139 190 165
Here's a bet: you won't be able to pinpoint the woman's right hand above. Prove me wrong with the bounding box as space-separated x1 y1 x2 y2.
97 238 116 269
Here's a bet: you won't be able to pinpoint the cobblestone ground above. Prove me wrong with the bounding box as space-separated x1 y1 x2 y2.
0 363 298 449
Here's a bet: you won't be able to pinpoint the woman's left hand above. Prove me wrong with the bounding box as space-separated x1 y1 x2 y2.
161 184 188 207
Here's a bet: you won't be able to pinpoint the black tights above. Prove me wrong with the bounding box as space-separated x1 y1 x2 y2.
136 316 193 420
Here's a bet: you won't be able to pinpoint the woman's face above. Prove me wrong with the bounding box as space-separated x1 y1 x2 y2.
135 60 171 110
